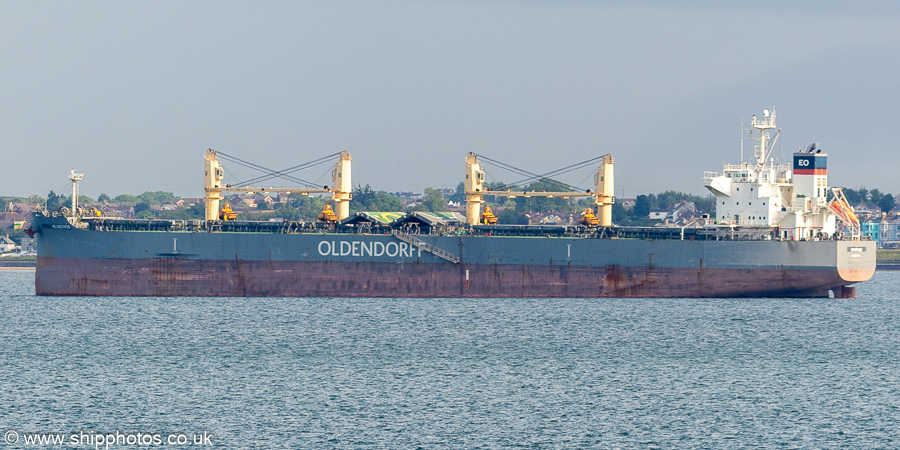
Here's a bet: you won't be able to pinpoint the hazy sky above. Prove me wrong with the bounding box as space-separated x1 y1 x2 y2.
3 1 900 199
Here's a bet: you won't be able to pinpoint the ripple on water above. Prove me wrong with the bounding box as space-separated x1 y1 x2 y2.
1 270 899 447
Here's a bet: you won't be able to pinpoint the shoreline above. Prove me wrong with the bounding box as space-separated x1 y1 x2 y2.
0 260 36 270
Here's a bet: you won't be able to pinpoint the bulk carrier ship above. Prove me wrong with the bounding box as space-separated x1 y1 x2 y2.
28 108 875 298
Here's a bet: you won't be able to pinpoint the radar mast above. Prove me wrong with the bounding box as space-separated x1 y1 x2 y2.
749 107 779 168
68 169 84 218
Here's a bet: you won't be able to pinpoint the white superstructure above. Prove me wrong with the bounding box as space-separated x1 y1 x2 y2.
703 108 839 241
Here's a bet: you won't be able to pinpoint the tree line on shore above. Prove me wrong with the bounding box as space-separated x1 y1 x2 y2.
2 184 894 226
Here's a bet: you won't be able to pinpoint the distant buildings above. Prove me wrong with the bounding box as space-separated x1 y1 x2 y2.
645 201 700 225
860 215 900 248
853 200 900 248
0 235 16 253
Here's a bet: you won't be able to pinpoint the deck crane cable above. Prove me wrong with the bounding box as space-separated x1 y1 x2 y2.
232 154 338 187
217 151 336 187
475 155 569 189
574 170 595 191
481 167 498 185
311 164 335 187
215 151 341 188
475 154 604 192
47 181 71 210
476 154 594 191
507 156 605 190
496 163 573 191
214 152 316 187
478 161 529 191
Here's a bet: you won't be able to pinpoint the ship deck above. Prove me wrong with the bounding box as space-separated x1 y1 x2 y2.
77 216 854 243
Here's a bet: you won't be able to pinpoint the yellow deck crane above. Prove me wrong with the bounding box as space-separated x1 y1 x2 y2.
464 152 614 227
317 204 338 223
577 208 600 226
204 149 352 222
480 205 499 224
218 202 238 221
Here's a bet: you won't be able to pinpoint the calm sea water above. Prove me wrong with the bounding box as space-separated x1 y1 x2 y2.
1 270 899 448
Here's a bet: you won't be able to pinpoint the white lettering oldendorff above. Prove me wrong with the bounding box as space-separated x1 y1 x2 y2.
317 240 422 258
386 242 398 257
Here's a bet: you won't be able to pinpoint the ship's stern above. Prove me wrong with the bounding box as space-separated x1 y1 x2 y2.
833 240 877 298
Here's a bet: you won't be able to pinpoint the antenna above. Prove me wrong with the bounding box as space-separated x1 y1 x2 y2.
740 116 744 162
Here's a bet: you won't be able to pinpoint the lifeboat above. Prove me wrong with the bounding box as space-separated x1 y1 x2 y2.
828 198 859 227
